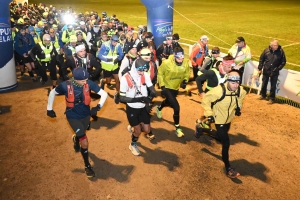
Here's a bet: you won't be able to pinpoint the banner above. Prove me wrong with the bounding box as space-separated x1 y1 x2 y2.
0 0 17 92
140 0 174 46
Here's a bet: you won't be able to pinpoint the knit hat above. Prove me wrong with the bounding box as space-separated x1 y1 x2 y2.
73 67 89 80
172 33 180 40
75 44 85 53
127 42 137 52
70 35 77 42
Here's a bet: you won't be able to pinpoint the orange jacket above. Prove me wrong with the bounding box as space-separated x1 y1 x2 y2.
189 41 209 67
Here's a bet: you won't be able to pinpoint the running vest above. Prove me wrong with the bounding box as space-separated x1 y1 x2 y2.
65 81 91 108
72 54 91 69
68 44 76 55
121 55 136 76
124 72 145 89
89 29 101 44
206 68 227 91
101 41 119 71
37 42 53 62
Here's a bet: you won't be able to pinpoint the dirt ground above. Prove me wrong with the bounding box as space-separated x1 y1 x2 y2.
0 73 300 200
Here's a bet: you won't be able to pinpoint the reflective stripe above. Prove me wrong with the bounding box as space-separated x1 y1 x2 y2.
101 41 119 71
38 42 53 62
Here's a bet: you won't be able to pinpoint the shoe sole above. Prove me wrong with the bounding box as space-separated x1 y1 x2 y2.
227 173 240 179
146 134 155 140
175 130 184 137
129 144 140 156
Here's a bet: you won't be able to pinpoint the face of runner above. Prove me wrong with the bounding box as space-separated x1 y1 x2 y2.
75 78 88 86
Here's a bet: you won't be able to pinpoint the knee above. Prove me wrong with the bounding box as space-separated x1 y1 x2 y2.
79 135 88 148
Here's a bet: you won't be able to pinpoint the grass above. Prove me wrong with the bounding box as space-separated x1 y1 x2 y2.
30 0 300 71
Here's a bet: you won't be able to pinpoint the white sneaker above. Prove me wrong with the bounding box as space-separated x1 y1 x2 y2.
127 125 134 134
129 143 140 156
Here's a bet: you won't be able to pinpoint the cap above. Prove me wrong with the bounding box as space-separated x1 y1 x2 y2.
42 34 51 41
172 33 180 40
145 32 153 39
111 34 119 42
75 44 85 53
28 26 35 33
117 26 123 32
127 42 137 52
67 24 73 29
235 37 245 43
135 58 149 72
127 26 134 31
137 40 148 52
37 21 44 26
79 21 85 26
93 21 100 27
73 67 89 80
200 35 209 41
70 35 77 42
174 48 184 58
140 48 151 60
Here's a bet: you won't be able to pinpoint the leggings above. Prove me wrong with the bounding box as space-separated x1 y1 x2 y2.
37 61 57 82
160 88 180 125
215 123 231 169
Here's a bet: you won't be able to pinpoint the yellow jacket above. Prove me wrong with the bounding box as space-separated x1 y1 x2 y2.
202 82 246 124
158 55 190 90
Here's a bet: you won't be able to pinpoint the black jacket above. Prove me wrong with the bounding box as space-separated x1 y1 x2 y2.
258 46 286 76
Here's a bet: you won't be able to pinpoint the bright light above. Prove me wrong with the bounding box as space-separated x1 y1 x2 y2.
63 14 75 24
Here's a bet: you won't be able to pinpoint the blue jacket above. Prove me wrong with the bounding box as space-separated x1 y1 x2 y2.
13 33 35 56
98 41 124 62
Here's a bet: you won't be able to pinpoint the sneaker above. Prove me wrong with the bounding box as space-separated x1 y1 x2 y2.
268 99 275 104
258 96 266 100
186 87 192 96
114 92 120 104
31 77 38 82
196 119 210 129
155 106 162 119
107 83 114 89
72 135 80 152
99 78 105 90
227 167 240 179
129 143 140 156
175 128 184 137
85 165 95 178
127 125 134 134
146 132 155 140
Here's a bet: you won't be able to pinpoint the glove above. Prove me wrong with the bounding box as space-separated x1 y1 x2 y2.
235 107 241 116
113 58 119 65
89 73 94 79
207 116 215 123
141 96 152 104
90 105 101 117
106 58 113 62
47 110 56 118
145 103 152 114
180 80 187 89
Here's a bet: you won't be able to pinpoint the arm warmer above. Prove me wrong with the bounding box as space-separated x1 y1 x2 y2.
47 89 59 110
97 89 108 108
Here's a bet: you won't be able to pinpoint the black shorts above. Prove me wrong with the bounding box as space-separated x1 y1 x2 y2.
103 67 119 78
14 52 33 64
126 104 150 127
67 116 90 138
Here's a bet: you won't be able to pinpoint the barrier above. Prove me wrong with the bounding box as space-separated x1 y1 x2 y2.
180 42 300 104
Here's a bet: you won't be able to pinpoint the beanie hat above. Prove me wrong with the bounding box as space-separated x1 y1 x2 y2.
73 67 89 80
70 35 77 42
127 42 137 52
172 33 180 40
75 44 85 53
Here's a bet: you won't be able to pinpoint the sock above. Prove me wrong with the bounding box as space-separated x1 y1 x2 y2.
80 148 90 167
131 134 139 145
175 124 180 130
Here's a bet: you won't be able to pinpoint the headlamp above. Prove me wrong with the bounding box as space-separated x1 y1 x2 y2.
227 75 240 83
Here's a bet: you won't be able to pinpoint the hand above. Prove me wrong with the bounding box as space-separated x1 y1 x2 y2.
106 58 113 62
235 107 241 116
113 58 119 65
60 48 64 54
23 53 28 58
145 103 152 114
200 92 205 98
90 105 100 117
180 80 187 89
47 110 56 118
141 96 152 104
207 116 215 123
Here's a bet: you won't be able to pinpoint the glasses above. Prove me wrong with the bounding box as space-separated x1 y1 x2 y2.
136 64 148 72
140 53 151 57
211 50 220 54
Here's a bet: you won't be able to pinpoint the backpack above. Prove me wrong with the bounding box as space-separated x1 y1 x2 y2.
210 83 240 109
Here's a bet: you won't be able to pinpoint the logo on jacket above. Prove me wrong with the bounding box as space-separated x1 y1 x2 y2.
0 21 13 68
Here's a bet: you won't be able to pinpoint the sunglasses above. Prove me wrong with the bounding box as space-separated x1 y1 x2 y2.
140 53 151 57
136 65 148 72
211 50 220 54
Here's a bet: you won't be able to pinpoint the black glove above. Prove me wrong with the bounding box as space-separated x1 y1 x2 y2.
145 103 152 114
161 86 166 96
89 73 94 79
235 107 241 116
207 116 215 123
113 58 119 65
180 80 187 89
47 110 56 118
106 58 113 62
141 96 152 104
90 105 101 117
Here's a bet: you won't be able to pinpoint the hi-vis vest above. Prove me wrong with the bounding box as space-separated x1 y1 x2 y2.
38 42 53 62
206 68 227 91
101 41 119 71
51 36 60 54
65 81 91 108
